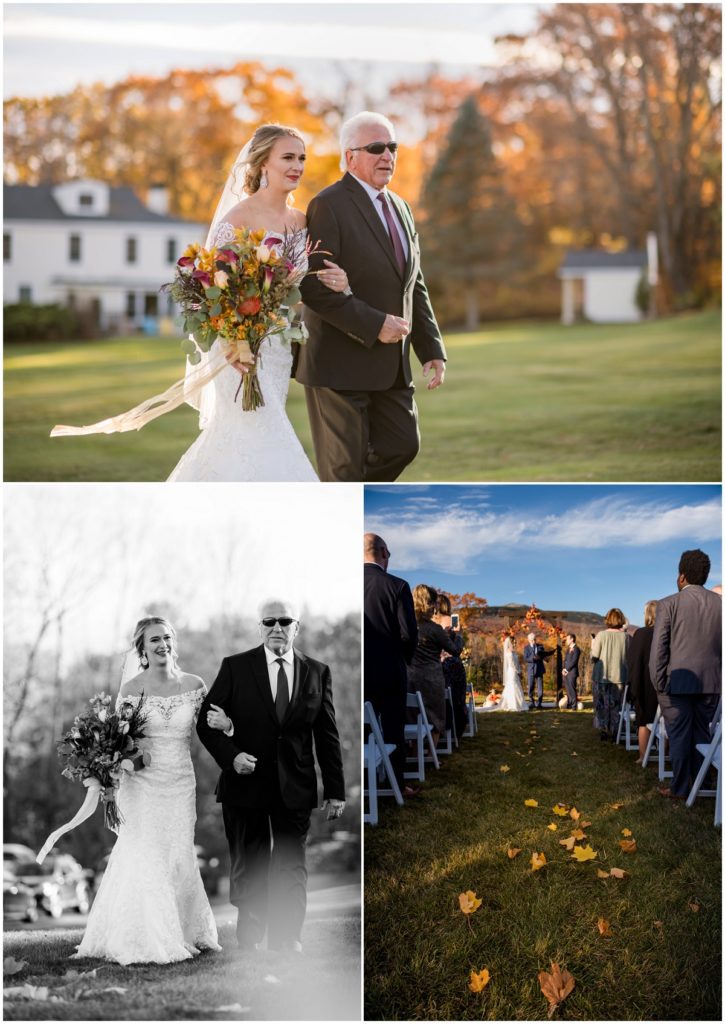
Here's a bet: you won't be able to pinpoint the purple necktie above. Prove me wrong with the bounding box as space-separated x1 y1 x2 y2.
377 193 406 274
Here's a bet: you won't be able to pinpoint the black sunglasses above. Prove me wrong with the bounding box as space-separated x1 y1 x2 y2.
349 141 399 156
261 617 296 627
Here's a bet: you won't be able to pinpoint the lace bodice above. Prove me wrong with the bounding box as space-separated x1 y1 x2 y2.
73 686 220 965
167 223 316 482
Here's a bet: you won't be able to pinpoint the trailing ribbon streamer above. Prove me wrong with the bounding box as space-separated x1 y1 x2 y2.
36 778 102 864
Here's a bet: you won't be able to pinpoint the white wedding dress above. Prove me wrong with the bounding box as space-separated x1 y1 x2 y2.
167 223 317 482
498 641 528 712
74 688 220 965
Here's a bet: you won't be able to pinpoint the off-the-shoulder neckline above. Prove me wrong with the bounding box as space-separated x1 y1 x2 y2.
216 222 307 235
121 688 205 702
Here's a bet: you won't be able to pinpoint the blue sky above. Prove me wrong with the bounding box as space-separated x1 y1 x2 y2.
364 485 722 625
4 2 541 99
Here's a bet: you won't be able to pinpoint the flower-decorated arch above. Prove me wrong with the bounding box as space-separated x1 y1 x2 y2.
501 603 567 645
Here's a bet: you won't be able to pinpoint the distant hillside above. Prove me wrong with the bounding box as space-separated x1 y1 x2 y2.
484 605 606 626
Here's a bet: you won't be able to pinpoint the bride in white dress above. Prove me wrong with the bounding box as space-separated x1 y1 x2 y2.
74 616 228 965
498 636 528 712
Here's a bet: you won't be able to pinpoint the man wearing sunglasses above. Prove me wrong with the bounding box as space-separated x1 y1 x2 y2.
197 598 345 955
297 110 447 482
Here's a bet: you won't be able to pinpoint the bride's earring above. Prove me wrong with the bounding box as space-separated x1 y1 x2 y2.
259 170 269 189
140 652 149 668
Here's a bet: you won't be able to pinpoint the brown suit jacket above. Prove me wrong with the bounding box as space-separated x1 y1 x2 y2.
296 173 446 390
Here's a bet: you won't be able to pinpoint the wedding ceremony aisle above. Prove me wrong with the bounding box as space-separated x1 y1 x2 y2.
364 709 721 1021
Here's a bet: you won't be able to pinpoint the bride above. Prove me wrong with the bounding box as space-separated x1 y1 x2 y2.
498 636 528 712
51 124 349 482
74 616 228 965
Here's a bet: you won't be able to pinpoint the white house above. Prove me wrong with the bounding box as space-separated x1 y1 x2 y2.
557 241 656 324
3 180 205 334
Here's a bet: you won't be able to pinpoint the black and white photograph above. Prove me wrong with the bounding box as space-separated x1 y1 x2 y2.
3 483 361 1020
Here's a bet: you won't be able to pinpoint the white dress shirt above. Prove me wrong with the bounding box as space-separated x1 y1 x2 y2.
263 645 296 702
349 173 409 262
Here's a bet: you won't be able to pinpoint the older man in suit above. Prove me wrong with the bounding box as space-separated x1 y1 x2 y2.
364 532 419 796
297 111 447 482
650 549 722 799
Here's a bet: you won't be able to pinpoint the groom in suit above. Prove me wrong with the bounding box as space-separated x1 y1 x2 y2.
562 634 581 709
297 110 447 482
197 598 345 953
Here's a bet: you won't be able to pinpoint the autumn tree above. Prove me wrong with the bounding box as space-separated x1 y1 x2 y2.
420 95 527 328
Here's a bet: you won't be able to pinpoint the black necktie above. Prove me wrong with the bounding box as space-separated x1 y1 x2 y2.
275 658 289 721
377 193 406 274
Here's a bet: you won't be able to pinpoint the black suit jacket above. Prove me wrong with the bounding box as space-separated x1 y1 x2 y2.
364 563 418 704
563 645 580 683
649 585 722 695
523 643 548 682
196 645 345 810
296 173 446 390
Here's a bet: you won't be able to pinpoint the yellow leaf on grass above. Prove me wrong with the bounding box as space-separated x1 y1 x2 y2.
688 900 700 913
552 803 569 816
580 820 592 828
531 851 547 871
571 844 597 862
597 917 612 936
547 823 558 831
619 839 637 854
538 962 575 1019
610 802 624 810
653 920 663 929
571 751 578 756
569 807 581 821
524 799 539 807
459 890 482 914
507 847 522 859
621 828 632 837
499 764 510 773
609 867 629 878
469 967 491 993
570 828 587 840
596 868 610 879
559 836 577 851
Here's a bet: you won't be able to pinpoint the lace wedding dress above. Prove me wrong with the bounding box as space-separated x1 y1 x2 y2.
167 223 317 482
499 641 528 712
74 688 220 965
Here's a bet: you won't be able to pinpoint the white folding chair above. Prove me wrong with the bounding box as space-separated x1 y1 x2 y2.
615 685 637 750
686 719 722 827
462 682 478 737
435 687 457 756
363 702 403 825
448 687 459 749
405 691 440 776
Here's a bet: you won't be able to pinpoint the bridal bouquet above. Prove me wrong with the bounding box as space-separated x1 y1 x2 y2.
56 693 150 831
162 228 315 411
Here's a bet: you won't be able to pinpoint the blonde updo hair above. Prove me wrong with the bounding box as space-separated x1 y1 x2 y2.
132 616 177 670
234 124 305 196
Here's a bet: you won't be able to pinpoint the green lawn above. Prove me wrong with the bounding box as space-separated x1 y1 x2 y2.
3 918 359 1020
365 710 721 1021
3 311 721 481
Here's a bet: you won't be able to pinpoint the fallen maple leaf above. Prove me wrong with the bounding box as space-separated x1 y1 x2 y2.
538 962 576 1019
559 835 577 851
571 844 597 862
507 847 522 859
621 828 632 837
610 802 624 810
531 851 547 871
569 807 581 821
499 764 510 773
569 828 587 840
547 823 558 831
469 967 491 993
552 803 569 816
580 820 592 828
653 920 663 929
688 900 701 913
459 890 482 914
597 917 612 936
596 868 610 879
619 839 637 854
524 798 538 807
608 867 628 878
3 958 28 978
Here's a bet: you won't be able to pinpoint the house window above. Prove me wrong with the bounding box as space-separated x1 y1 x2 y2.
79 194 94 208
126 237 137 264
69 234 81 262
3 233 11 262
19 285 32 302
166 238 177 263
126 292 136 318
144 294 158 316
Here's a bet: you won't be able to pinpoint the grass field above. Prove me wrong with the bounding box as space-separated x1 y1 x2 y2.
4 311 720 481
364 709 721 1021
3 917 360 1021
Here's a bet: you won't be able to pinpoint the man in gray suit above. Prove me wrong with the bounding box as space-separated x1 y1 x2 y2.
298 111 447 482
650 549 722 799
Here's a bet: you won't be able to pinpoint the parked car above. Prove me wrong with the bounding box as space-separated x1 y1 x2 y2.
9 853 92 917
3 867 39 923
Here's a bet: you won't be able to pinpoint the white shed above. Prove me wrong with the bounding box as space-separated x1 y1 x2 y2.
3 180 205 334
557 248 651 325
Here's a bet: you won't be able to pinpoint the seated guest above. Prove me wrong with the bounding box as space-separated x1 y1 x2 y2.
591 608 630 741
650 548 722 799
627 600 659 763
408 585 463 747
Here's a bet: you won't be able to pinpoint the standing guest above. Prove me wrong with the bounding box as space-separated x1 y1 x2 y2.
363 533 419 797
591 609 629 741
650 549 722 799
436 594 467 739
407 585 463 747
562 634 581 709
627 601 659 763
